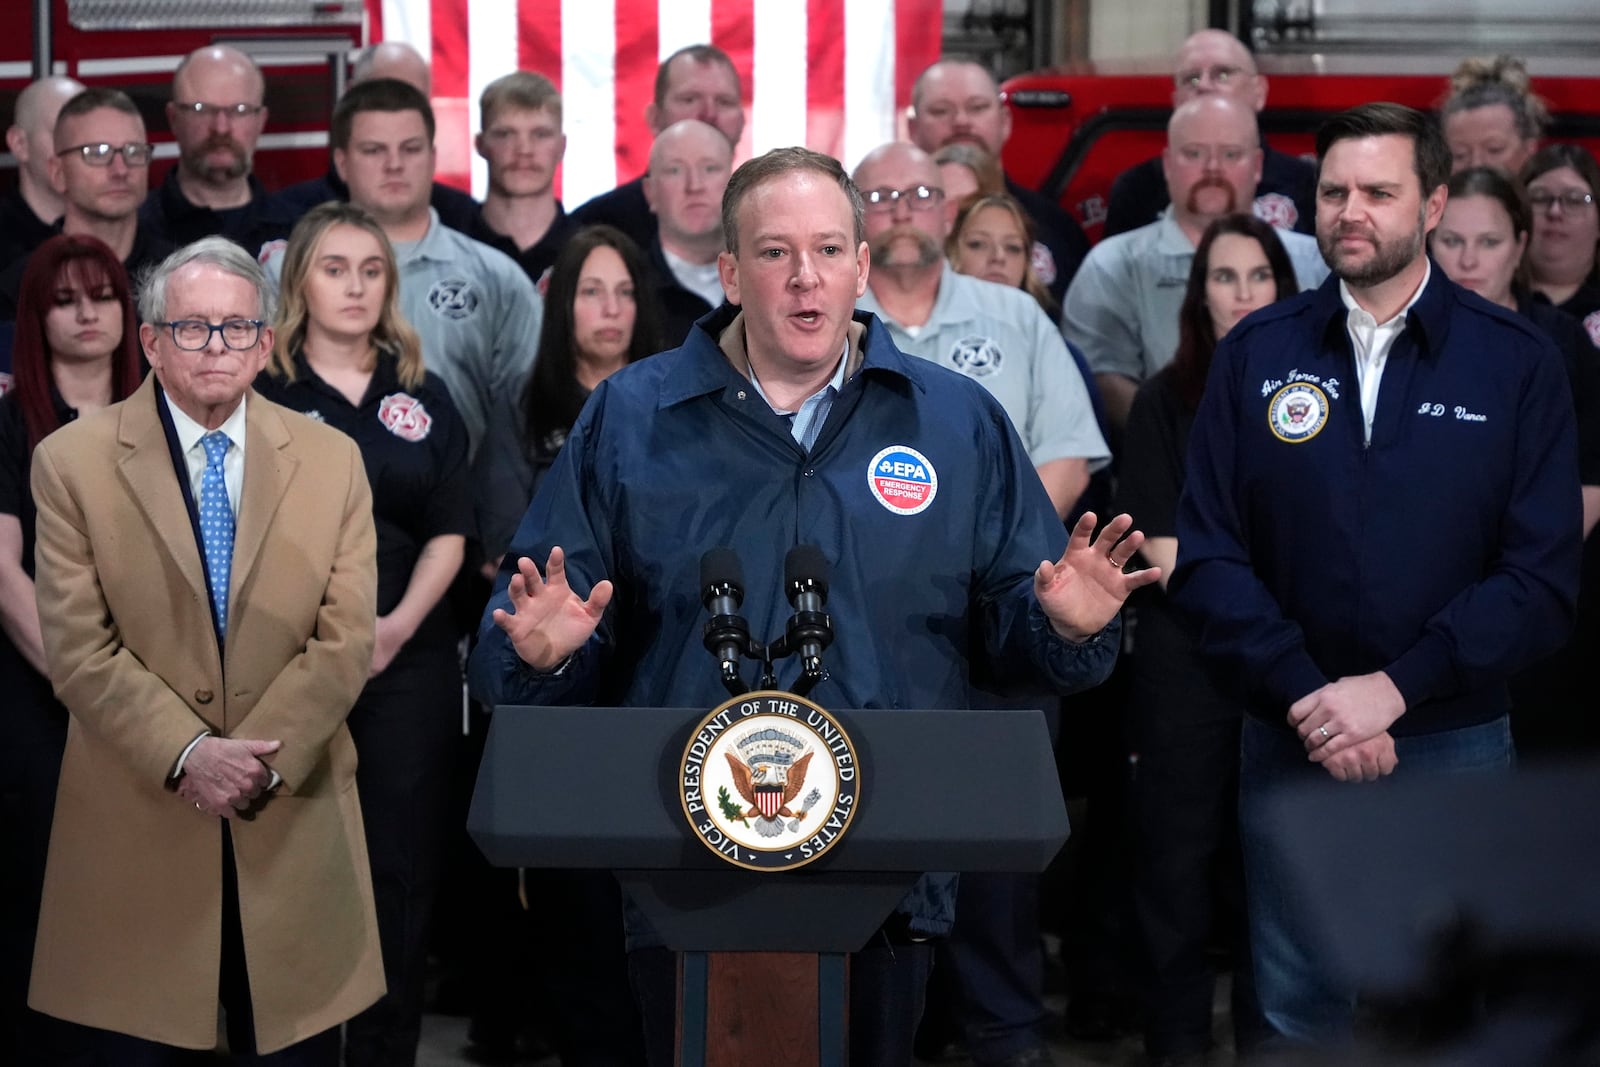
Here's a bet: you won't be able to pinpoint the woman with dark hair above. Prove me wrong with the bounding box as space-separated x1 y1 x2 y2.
1520 143 1600 327
1115 213 1298 1067
479 224 661 561
0 234 141 1057
1432 166 1600 754
255 200 473 1066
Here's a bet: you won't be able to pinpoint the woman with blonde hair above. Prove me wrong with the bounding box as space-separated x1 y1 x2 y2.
256 200 473 1067
1440 55 1548 175
947 191 1058 320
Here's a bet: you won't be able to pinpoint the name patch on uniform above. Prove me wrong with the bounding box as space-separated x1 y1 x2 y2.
427 278 480 320
379 392 433 441
1268 382 1328 443
867 445 938 515
949 335 1003 378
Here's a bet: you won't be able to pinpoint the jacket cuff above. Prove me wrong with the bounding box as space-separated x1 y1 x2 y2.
1262 647 1329 710
1385 633 1456 709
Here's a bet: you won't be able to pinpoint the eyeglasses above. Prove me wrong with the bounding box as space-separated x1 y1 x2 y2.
172 101 265 121
863 185 944 213
1176 64 1250 90
156 319 264 351
57 142 155 166
1529 188 1596 212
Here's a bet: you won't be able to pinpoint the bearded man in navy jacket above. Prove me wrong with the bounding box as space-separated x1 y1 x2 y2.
1171 102 1581 1047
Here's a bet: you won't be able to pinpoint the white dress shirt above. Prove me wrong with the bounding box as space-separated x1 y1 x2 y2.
1340 259 1430 444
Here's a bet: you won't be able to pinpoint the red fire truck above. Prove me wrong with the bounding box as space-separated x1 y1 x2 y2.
1001 56 1600 244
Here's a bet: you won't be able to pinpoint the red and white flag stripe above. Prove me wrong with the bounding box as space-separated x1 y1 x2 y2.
370 0 941 206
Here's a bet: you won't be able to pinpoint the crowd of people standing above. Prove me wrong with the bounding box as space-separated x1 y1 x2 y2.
0 23 1596 1067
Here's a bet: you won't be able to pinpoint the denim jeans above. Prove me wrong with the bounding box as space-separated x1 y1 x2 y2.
1237 713 1514 1047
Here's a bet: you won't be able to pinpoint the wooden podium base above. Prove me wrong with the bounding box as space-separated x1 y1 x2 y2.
676 951 849 1066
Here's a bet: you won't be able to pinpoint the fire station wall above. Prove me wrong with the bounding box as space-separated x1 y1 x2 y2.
1086 0 1208 60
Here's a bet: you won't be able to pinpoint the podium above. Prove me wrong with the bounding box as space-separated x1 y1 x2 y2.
469 703 1069 1065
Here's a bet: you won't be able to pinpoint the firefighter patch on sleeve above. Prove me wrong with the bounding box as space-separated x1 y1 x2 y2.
867 445 938 515
1268 382 1329 443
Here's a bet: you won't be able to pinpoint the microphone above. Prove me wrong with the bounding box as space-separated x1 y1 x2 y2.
700 547 751 695
783 545 833 686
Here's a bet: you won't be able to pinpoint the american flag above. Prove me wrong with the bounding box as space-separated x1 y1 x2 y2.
368 0 943 206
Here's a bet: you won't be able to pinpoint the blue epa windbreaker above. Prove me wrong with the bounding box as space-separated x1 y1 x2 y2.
1170 270 1581 736
469 306 1119 936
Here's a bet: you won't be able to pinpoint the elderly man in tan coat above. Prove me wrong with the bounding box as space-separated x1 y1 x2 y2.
28 236 383 1061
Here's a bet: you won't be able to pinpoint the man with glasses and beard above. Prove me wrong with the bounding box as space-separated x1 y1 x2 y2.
854 141 1106 520
1062 94 1325 440
1171 102 1581 1047
140 46 295 253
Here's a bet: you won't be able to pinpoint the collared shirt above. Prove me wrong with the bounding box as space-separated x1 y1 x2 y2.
660 246 726 309
860 264 1110 471
1340 259 1431 443
161 390 247 518
748 346 848 451
264 208 543 460
1063 208 1328 382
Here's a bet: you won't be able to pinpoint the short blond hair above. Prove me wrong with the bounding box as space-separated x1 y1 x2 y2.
479 70 561 128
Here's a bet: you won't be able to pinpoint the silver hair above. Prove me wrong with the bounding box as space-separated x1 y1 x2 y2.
137 236 275 325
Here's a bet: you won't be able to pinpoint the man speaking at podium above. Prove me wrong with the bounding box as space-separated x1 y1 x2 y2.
469 146 1158 1064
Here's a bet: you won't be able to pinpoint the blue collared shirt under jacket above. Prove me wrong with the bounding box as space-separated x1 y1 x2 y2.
470 306 1120 937
1170 268 1582 736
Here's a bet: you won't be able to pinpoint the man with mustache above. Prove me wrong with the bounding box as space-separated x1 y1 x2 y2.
1102 29 1317 239
853 141 1105 520
1172 102 1581 1047
471 70 574 287
140 46 294 253
852 139 1107 1067
907 57 1090 303
643 119 733 346
1062 94 1326 439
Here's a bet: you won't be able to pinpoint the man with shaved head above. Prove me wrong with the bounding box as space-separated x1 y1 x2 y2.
0 76 85 271
908 57 1090 301
141 45 294 251
1064 94 1327 435
643 119 733 344
571 43 747 250
270 40 483 237
1102 29 1316 238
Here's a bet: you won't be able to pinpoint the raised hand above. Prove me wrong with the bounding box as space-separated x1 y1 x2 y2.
1035 512 1162 641
491 546 613 670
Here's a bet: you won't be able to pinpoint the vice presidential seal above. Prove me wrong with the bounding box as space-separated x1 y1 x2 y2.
1268 382 1329 443
679 691 862 872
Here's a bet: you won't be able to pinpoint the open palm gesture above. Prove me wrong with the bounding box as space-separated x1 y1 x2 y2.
491 547 613 670
1035 512 1161 640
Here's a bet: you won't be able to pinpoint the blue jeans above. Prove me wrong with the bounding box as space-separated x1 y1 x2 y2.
1237 713 1513 1047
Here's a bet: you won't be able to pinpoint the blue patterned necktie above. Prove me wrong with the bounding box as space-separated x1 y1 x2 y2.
199 431 235 638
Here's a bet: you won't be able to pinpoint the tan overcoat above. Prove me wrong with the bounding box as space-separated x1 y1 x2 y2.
27 376 385 1053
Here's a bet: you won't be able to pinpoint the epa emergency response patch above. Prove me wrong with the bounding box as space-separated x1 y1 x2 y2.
1268 382 1329 443
867 445 937 515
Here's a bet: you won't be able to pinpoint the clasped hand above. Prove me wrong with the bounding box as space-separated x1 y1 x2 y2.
1288 671 1404 782
178 736 281 818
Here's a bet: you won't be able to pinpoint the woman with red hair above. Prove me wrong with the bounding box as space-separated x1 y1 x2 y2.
0 234 141 1058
